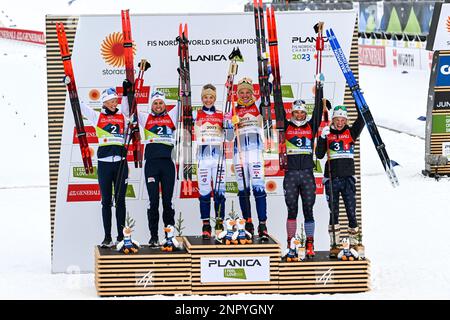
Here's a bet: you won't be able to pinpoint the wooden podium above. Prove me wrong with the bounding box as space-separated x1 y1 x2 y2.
278 252 370 294
95 245 191 297
94 237 370 297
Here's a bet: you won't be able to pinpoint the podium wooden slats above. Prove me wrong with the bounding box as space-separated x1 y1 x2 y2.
278 252 370 294
95 245 192 297
94 239 371 296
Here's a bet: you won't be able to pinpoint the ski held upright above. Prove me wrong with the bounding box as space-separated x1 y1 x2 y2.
326 28 399 187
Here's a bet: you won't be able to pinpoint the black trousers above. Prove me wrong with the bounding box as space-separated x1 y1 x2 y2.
324 176 357 228
97 160 128 239
145 158 176 237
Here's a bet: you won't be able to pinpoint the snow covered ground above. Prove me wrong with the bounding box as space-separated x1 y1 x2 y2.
359 66 429 139
1 28 449 299
4 126 449 300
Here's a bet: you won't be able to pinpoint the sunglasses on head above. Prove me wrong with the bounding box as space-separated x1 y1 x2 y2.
293 99 306 107
333 105 347 111
151 90 165 98
239 77 252 85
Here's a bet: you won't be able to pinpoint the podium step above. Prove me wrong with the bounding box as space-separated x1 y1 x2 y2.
94 238 371 296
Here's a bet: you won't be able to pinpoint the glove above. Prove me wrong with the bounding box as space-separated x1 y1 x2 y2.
128 114 138 133
232 115 239 126
129 114 138 126
223 112 232 123
62 75 71 85
320 126 330 139
315 72 325 84
323 98 332 111
122 79 133 96
138 60 151 71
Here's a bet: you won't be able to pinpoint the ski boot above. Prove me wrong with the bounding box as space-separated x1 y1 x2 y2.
306 236 315 258
349 227 359 249
202 222 212 240
258 223 269 242
148 236 159 248
328 224 341 258
101 235 114 248
245 220 255 239
115 235 124 247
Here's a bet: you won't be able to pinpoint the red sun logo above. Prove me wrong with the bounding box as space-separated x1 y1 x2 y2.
266 180 277 192
100 32 136 67
89 89 100 101
447 17 450 33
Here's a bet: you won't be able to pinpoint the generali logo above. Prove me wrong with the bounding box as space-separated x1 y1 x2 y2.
100 32 136 67
67 184 101 202
72 126 98 144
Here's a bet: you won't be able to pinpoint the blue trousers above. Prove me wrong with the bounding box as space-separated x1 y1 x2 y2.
97 160 128 239
145 158 176 237
324 176 357 228
283 169 316 222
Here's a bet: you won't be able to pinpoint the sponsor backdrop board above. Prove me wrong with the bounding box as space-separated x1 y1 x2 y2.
47 11 357 272
425 3 450 175
0 27 45 45
358 37 433 72
425 50 450 175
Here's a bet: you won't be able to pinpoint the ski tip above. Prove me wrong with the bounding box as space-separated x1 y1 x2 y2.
386 168 400 188
313 22 325 34
121 9 130 19
313 23 319 34
390 179 400 188
56 21 65 31
138 59 151 71
325 29 331 38
229 47 243 61
322 98 332 111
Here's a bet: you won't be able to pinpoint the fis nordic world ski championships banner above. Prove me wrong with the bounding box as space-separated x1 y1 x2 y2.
51 11 356 272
